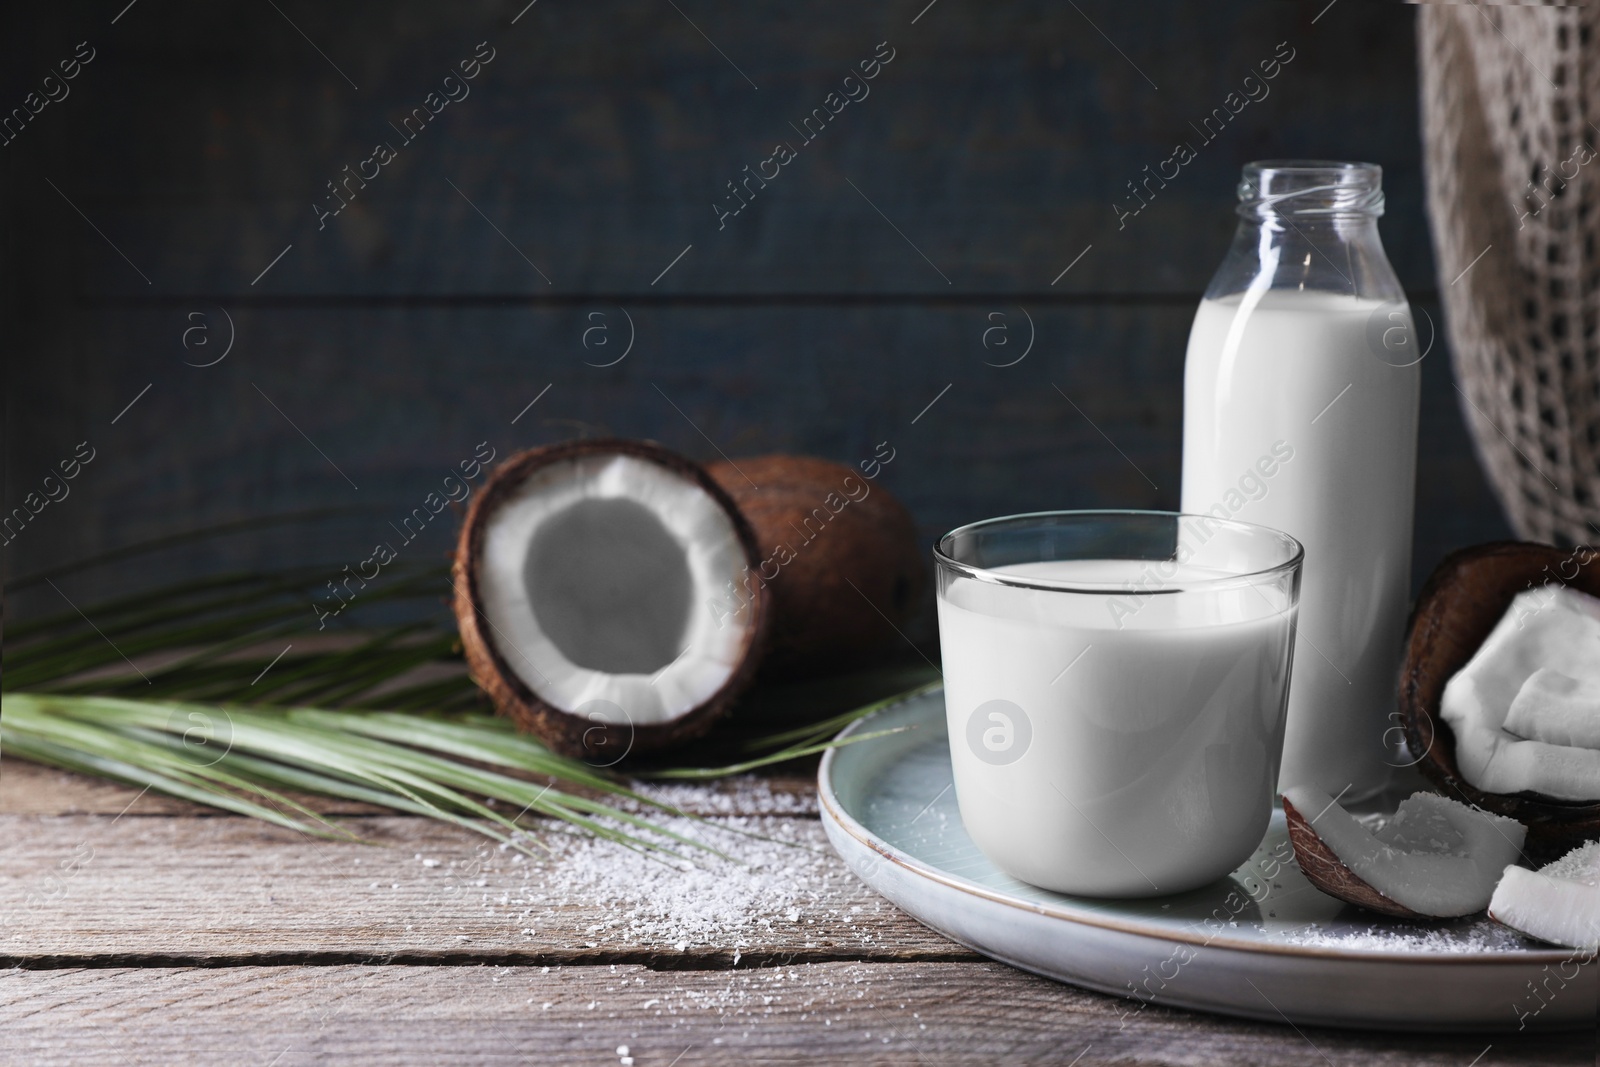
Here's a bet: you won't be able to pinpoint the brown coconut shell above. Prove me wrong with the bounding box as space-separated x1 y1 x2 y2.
452 438 772 760
1399 540 1600 861
704 454 927 676
1281 793 1424 919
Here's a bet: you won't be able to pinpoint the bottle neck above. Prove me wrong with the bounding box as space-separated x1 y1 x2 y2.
1206 213 1403 304
1249 213 1381 237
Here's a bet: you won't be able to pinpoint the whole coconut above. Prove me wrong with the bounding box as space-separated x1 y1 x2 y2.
706 453 926 676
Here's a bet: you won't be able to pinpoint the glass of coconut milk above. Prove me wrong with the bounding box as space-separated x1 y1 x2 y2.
935 510 1302 897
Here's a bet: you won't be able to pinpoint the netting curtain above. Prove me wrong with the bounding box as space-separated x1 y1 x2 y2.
1418 4 1598 547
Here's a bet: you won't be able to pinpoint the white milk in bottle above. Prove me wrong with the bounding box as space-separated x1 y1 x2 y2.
1180 162 1420 800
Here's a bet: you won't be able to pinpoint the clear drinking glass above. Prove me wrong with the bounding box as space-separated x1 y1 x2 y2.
935 510 1303 897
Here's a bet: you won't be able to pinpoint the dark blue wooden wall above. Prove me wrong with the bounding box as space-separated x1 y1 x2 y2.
4 1 1510 626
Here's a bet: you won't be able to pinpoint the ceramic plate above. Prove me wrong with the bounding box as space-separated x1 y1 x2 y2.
817 686 1597 1031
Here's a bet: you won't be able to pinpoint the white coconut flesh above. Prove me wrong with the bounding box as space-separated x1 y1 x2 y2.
1440 585 1600 801
1489 841 1600 951
477 452 754 726
1284 786 1527 917
1505 668 1600 749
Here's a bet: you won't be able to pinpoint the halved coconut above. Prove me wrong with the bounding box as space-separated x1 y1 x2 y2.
1488 841 1600 951
452 439 770 760
1282 786 1526 918
1400 541 1600 860
1441 585 1600 801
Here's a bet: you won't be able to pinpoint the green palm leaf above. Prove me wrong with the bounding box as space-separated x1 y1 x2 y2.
2 513 931 855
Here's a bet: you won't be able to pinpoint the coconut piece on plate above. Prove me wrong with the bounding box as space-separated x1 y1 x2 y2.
1504 668 1600 749
1440 585 1600 801
1282 787 1526 918
1489 841 1600 951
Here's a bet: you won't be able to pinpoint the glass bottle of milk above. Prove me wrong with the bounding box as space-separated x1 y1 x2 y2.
1180 161 1420 801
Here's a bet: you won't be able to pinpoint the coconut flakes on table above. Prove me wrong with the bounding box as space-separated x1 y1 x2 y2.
505 815 853 951
627 776 818 817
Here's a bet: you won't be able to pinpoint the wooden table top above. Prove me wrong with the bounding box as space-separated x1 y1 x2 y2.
2 757 1593 1065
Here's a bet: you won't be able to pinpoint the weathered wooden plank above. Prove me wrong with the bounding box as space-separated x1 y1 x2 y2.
4 299 1509 621
0 813 961 965
0 760 249 818
2 962 1591 1066
0 759 820 820
11 1 1437 297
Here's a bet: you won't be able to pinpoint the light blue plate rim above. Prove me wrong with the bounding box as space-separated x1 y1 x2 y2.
817 683 1573 966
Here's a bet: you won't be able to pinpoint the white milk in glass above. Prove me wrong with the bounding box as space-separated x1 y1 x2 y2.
1181 289 1419 798
939 558 1296 897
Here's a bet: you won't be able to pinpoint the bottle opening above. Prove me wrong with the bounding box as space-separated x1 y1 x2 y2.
1238 160 1384 220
